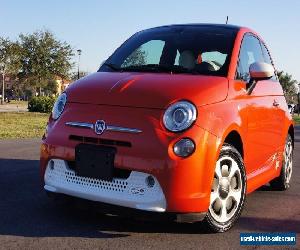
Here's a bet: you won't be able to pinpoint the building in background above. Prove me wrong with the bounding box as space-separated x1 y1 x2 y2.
0 74 73 99
55 76 72 95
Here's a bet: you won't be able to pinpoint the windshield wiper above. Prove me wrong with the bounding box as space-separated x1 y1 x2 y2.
103 63 121 71
120 64 168 73
104 63 204 75
120 64 190 74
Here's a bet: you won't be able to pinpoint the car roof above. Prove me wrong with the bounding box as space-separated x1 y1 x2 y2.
147 23 242 32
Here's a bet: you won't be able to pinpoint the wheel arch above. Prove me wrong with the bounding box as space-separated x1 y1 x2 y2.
223 130 244 159
218 124 245 160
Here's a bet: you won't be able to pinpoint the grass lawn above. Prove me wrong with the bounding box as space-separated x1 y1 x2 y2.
293 115 300 125
0 112 49 139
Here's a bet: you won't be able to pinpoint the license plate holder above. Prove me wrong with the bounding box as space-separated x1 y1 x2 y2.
75 144 116 181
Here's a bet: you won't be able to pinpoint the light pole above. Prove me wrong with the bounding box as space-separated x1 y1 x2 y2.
77 49 82 80
1 66 4 105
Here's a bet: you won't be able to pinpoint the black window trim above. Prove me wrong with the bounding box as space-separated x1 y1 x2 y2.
259 40 278 81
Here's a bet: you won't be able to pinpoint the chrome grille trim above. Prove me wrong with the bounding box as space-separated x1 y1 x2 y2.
107 125 142 134
65 122 93 129
65 121 142 134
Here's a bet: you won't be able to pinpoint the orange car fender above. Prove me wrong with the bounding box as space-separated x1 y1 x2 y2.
196 101 247 140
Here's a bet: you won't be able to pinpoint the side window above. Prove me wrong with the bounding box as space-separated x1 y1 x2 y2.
174 50 180 65
236 34 264 81
261 42 277 80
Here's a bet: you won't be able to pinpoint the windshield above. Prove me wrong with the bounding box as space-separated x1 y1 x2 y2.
99 25 237 76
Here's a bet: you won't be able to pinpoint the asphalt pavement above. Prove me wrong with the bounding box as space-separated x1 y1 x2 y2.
0 128 299 249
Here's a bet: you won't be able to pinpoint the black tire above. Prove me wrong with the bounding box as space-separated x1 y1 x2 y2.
202 143 246 233
270 134 293 191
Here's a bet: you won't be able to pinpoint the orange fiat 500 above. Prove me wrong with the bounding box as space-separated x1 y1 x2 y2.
40 24 294 232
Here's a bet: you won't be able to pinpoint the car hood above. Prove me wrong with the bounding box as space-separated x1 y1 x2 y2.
66 72 228 109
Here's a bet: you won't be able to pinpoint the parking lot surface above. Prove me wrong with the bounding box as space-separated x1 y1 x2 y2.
0 127 299 249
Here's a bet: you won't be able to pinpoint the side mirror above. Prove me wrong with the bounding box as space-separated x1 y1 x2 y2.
249 62 274 80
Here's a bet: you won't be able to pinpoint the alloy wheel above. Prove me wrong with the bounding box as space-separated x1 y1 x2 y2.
284 139 293 185
209 156 243 223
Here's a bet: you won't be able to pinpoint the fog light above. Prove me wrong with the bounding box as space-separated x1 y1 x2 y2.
146 175 155 188
173 138 195 157
49 160 54 170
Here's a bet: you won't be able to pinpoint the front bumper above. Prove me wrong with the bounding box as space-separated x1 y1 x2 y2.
41 103 220 213
44 159 166 212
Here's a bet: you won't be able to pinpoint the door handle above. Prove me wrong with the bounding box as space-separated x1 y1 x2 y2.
273 100 280 107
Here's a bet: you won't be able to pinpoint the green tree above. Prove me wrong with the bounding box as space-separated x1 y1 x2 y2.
122 48 146 67
0 38 22 103
18 30 74 96
0 38 21 74
277 71 298 103
44 79 58 96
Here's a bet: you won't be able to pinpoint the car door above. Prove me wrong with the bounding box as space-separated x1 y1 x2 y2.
236 34 279 175
259 41 286 154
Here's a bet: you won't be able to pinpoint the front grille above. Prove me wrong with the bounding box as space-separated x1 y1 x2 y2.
67 161 131 179
69 135 131 147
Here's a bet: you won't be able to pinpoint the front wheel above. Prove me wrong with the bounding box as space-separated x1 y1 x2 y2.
203 143 246 233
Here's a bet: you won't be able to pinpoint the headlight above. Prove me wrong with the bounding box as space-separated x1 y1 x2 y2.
52 93 67 120
163 101 197 132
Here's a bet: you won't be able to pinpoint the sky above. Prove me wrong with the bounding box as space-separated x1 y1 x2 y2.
1 0 299 81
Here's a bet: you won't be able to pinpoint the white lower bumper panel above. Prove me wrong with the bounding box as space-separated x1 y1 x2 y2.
44 159 166 212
